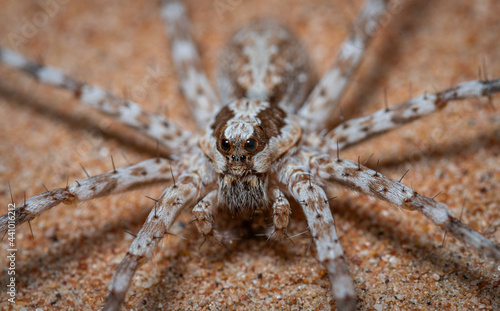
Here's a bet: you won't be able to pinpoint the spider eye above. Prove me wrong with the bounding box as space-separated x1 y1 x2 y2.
244 138 258 152
220 138 232 152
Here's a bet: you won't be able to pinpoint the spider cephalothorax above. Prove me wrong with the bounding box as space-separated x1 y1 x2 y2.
200 19 307 214
201 99 301 214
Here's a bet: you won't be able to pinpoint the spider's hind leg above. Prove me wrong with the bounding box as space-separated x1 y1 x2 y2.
298 0 389 132
0 47 191 154
161 0 220 126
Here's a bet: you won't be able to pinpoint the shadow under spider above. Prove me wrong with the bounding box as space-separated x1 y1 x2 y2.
328 0 435 129
0 199 152 290
330 197 499 304
0 79 172 160
359 128 500 171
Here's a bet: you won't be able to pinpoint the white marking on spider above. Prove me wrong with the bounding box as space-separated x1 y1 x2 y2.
172 40 197 61
36 66 65 86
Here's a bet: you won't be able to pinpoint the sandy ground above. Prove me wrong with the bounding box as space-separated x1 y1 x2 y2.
0 0 499 310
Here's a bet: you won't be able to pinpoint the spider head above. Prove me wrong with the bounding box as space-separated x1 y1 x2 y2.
212 122 271 213
200 100 302 177
216 122 269 175
199 100 282 176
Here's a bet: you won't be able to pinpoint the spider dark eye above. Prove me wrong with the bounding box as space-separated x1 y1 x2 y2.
220 138 231 152
244 138 258 152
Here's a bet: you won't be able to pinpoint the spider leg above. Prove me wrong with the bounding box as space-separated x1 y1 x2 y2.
0 158 176 232
103 173 202 311
324 78 500 151
275 158 357 311
313 155 500 261
192 189 218 242
268 187 292 242
161 0 220 127
0 47 192 153
298 0 388 132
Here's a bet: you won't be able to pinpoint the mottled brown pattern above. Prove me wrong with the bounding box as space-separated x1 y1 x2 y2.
211 105 235 136
256 105 287 139
134 111 151 129
130 166 148 177
90 175 119 196
269 189 291 241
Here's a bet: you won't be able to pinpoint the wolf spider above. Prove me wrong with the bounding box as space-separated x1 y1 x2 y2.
1 0 499 310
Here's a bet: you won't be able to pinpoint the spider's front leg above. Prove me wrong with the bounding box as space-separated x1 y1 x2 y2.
104 169 207 311
313 155 500 261
275 156 357 311
0 158 175 232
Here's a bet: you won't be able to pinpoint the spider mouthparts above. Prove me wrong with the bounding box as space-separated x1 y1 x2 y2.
218 173 269 213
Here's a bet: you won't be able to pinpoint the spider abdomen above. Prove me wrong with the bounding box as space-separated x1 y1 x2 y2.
217 19 312 112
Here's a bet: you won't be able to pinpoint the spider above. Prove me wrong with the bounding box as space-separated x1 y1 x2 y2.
0 0 499 310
